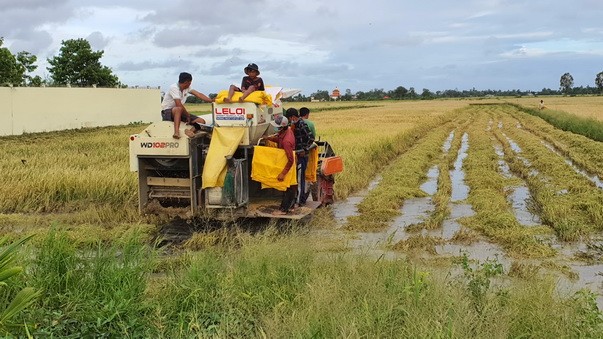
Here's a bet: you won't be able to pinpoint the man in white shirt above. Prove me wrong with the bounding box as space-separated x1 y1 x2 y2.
161 72 213 139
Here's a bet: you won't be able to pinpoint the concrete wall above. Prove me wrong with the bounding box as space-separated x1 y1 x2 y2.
0 87 160 136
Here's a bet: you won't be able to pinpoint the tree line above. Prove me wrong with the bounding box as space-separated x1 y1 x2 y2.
2 37 602 99
287 72 603 102
0 37 120 88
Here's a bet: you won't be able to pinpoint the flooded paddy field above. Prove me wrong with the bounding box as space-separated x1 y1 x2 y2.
3 99 603 336
333 102 603 309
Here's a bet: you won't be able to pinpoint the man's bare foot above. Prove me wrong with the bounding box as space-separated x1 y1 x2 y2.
272 210 287 216
238 97 245 103
172 133 180 139
184 128 196 138
224 98 231 103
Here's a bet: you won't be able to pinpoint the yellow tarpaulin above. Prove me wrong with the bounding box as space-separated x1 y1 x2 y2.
202 127 246 189
214 90 273 105
305 146 319 183
251 146 297 191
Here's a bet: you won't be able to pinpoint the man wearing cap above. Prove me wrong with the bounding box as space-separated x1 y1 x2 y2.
224 63 265 103
265 115 297 215
161 72 213 139
285 107 315 206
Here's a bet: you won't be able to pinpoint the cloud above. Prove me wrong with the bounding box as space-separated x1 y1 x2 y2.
5 30 53 54
0 0 73 53
87 31 110 50
152 27 223 48
116 59 192 71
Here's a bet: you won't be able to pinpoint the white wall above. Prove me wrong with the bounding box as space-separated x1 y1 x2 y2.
0 87 160 136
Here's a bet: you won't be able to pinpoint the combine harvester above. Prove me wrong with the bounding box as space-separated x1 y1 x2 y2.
129 88 342 220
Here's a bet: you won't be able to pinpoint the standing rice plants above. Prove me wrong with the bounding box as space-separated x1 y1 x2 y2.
508 103 603 142
493 110 603 241
463 106 554 257
0 125 142 222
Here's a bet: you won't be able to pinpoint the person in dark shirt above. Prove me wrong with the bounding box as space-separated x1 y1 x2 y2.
300 107 318 201
284 108 314 206
224 63 265 103
265 115 297 215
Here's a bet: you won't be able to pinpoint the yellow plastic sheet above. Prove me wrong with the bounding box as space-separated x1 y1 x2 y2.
251 146 297 191
305 146 319 183
214 90 273 105
201 127 246 189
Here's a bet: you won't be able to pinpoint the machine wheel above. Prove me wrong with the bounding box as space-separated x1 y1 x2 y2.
147 158 188 170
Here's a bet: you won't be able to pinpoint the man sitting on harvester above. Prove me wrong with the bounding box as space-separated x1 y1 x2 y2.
161 72 214 139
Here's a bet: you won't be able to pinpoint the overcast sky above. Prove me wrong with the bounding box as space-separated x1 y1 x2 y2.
2 0 602 94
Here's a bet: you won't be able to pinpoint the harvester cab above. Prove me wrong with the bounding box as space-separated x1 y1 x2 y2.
129 89 339 219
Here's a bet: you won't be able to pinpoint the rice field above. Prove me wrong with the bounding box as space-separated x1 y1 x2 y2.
2 97 603 336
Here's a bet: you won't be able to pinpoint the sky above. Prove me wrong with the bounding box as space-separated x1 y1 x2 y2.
2 0 602 95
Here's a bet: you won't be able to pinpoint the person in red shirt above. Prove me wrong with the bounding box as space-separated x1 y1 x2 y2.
224 63 265 103
265 115 296 215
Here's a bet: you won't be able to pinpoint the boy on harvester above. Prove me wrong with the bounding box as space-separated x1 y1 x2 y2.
224 63 265 103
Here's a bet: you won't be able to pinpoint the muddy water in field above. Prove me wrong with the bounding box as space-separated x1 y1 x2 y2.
420 165 439 195
450 133 470 202
548 239 603 309
509 186 541 226
541 141 603 189
502 133 539 176
494 145 513 179
442 131 455 153
332 175 383 226
493 144 541 226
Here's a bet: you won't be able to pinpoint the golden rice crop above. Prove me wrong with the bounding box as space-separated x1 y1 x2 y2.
506 96 603 121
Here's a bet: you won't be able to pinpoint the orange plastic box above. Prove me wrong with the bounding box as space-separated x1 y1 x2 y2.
321 156 344 175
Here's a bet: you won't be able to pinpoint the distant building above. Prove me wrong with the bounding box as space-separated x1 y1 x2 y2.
331 87 341 100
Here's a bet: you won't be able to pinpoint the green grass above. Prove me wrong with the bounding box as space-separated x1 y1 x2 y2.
509 103 603 142
4 229 602 337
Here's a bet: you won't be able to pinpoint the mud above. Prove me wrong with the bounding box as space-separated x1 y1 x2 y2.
332 175 383 226
559 263 603 309
436 241 509 267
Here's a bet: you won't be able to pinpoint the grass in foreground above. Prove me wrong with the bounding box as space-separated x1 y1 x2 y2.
5 229 602 337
